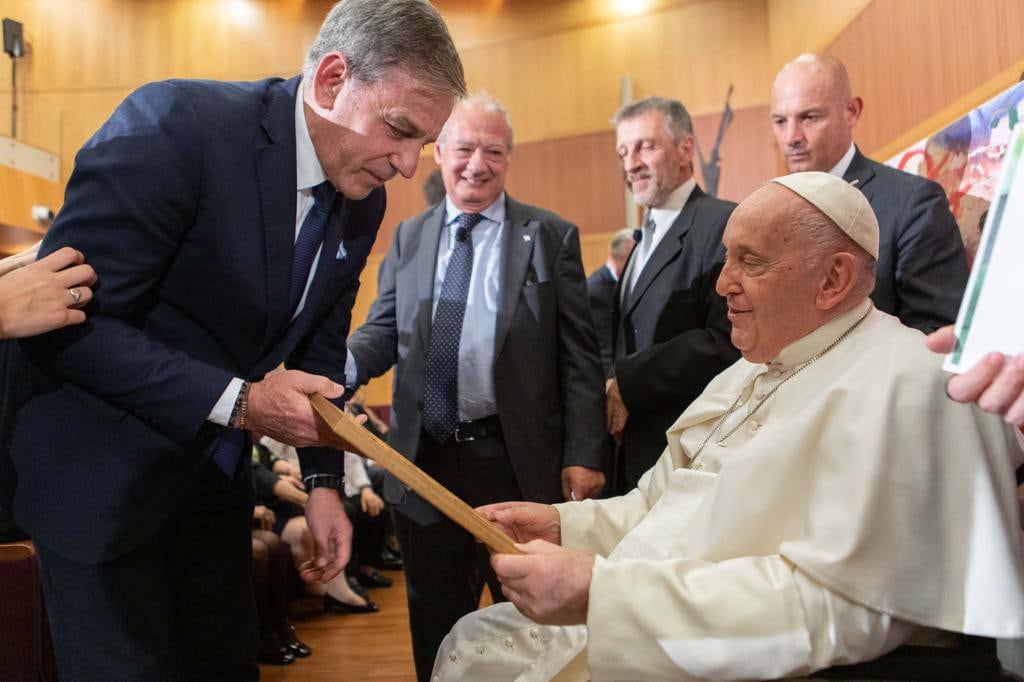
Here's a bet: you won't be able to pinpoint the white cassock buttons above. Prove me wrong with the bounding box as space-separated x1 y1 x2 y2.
449 653 458 663
476 645 486 655
530 628 541 640
750 421 760 432
504 638 515 649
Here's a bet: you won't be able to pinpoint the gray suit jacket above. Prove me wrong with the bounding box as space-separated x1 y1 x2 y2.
347 196 609 524
843 148 968 333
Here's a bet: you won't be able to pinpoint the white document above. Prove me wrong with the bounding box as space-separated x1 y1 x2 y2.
946 124 1024 373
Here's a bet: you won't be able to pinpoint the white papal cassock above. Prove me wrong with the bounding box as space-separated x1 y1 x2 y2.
433 300 1024 681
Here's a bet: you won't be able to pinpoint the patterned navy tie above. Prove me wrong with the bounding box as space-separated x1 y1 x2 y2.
289 180 336 311
422 212 484 443
209 180 335 479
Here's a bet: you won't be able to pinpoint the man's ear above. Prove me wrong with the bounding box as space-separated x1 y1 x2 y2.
433 142 443 165
844 96 863 128
309 52 350 110
816 252 858 311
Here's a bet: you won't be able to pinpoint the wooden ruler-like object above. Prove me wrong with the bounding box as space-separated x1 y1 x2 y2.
310 394 521 555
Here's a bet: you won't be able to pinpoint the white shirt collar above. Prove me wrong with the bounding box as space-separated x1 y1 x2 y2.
771 298 873 368
444 192 506 226
827 142 857 179
294 79 327 192
648 176 696 232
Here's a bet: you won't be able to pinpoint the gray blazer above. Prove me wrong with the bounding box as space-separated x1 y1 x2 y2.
843 148 968 333
347 196 609 523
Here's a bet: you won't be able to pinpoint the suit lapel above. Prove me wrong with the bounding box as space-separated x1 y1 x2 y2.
256 77 300 355
624 187 704 315
416 203 447 352
843 146 876 197
494 196 538 360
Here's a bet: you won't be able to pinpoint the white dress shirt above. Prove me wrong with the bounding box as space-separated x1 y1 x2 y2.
625 177 696 295
827 142 857 179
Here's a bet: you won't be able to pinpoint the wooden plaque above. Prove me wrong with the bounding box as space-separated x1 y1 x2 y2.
310 394 521 555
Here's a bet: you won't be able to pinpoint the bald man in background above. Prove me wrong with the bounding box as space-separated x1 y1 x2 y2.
770 53 968 333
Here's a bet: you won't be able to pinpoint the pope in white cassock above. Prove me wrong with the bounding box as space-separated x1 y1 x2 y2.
431 171 1024 681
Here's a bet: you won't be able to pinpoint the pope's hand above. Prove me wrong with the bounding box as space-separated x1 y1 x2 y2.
491 540 595 626
299 487 352 584
927 326 1024 426
477 501 561 545
245 370 365 448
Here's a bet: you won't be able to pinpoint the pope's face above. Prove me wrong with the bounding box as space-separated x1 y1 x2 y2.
715 186 823 363
434 106 511 213
306 61 452 200
615 110 693 208
770 64 856 173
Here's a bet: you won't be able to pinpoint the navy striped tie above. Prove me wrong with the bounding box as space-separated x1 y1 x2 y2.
422 212 484 443
289 180 336 311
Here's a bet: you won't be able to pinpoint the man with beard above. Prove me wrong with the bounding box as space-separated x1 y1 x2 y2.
605 97 739 492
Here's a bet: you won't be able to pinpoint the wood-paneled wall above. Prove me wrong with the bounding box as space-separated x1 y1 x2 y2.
826 0 1024 157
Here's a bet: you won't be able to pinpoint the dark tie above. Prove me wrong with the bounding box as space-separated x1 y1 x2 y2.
289 180 336 311
210 181 335 480
625 213 656 301
421 212 484 443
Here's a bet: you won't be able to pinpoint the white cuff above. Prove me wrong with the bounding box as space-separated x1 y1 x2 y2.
208 377 245 426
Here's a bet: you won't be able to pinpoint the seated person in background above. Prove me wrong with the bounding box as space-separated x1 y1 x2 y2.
250 496 309 666
433 172 1024 681
260 437 379 614
344 451 396 588
346 386 390 439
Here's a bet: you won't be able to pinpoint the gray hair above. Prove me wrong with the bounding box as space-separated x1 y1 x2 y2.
304 0 466 101
438 93 514 149
610 228 634 256
792 200 876 299
612 96 694 144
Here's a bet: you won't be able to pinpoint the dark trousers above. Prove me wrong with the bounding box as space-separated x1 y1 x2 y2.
35 459 258 682
396 433 523 682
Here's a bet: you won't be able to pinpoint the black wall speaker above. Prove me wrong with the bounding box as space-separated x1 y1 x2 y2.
3 18 24 58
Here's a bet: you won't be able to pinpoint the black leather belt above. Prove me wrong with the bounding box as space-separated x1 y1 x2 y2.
453 415 503 443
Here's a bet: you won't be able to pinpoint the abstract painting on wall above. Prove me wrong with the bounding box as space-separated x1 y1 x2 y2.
886 80 1024 266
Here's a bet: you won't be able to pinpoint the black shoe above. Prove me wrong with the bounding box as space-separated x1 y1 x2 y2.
347 576 372 601
357 570 393 588
374 546 403 570
322 593 379 614
281 626 312 658
257 645 295 666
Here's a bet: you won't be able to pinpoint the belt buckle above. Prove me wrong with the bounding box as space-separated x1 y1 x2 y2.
453 423 476 443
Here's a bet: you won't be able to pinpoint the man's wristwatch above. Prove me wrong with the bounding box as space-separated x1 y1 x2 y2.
303 474 345 492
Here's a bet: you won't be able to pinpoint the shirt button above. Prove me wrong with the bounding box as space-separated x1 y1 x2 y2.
530 628 540 640
504 638 515 649
476 645 486 655
750 421 760 431
449 653 458 663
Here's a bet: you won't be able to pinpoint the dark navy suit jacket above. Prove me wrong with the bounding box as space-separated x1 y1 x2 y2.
11 76 383 564
843 148 968 333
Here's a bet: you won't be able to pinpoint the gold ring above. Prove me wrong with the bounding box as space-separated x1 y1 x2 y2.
68 287 82 305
